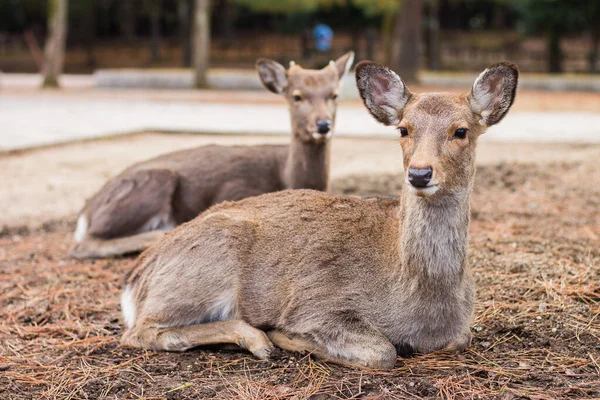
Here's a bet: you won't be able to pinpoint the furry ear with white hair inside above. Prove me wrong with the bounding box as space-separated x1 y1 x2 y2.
469 62 519 127
332 51 355 81
256 58 288 94
355 61 412 126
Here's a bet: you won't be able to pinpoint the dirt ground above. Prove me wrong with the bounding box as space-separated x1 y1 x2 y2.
1 135 599 399
2 133 600 229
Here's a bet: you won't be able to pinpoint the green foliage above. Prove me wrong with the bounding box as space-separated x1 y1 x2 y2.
501 0 600 72
231 0 344 14
230 0 401 28
0 0 45 32
351 0 400 17
505 0 599 35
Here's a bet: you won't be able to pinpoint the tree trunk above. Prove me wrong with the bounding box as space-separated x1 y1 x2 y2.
389 0 423 83
180 0 194 67
590 29 599 74
381 12 395 65
193 0 210 88
548 28 562 73
351 30 361 61
300 29 311 62
150 1 161 63
42 0 68 88
220 0 236 49
426 0 441 70
83 1 96 71
366 27 377 61
120 0 136 43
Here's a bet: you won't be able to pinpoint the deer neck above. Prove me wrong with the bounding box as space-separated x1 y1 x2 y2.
397 187 471 287
282 137 331 190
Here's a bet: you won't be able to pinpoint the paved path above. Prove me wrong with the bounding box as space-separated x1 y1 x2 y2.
1 92 600 151
6 70 600 92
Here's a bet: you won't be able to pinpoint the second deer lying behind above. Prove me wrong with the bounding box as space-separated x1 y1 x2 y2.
69 51 354 259
120 61 518 370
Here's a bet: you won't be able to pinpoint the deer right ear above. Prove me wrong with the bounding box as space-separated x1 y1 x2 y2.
256 59 288 94
468 62 519 127
355 61 412 126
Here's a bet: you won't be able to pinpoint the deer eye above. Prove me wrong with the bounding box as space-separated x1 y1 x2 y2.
398 127 409 137
331 94 338 100
454 128 468 139
293 94 302 102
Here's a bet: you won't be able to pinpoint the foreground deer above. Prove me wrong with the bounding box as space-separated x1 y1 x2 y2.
120 61 518 370
69 51 354 259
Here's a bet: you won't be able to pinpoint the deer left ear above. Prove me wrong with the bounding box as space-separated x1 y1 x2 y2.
355 61 412 126
332 51 355 81
256 58 288 94
468 62 519 127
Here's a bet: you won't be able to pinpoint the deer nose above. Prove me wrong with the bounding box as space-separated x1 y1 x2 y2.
408 167 433 188
316 120 331 134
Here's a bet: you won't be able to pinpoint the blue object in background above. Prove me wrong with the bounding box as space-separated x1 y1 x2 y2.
313 24 333 52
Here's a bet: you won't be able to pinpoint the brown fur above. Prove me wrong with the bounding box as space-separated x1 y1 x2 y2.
120 61 519 370
69 52 355 259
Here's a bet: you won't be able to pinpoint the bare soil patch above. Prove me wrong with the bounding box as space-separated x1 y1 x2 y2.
2 133 598 229
1 149 599 398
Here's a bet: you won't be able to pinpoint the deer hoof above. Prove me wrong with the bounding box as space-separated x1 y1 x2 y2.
445 330 472 353
250 343 274 361
239 330 275 361
68 244 87 260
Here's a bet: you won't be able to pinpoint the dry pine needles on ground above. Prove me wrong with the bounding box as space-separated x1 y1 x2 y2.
1 160 599 399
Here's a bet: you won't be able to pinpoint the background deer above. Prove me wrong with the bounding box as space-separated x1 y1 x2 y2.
69 51 354 259
119 61 518 370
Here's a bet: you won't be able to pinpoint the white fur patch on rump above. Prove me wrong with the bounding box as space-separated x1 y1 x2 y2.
73 215 88 243
121 285 137 328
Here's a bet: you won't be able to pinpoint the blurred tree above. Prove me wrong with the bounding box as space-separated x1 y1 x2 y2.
147 0 162 62
505 0 595 73
69 0 96 69
217 0 238 48
0 0 46 33
120 0 137 42
194 0 210 87
42 0 68 87
351 0 398 16
591 28 600 74
390 0 423 83
425 0 440 70
180 0 194 67
230 0 348 66
232 0 344 14
583 0 600 73
351 0 429 80
351 0 400 64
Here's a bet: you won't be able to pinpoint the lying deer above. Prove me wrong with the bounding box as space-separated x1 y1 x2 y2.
120 61 518 370
69 51 354 259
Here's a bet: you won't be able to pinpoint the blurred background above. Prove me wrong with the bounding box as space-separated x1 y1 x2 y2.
1 0 600 88
1 0 600 225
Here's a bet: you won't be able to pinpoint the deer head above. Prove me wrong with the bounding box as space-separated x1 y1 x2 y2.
356 61 518 198
257 52 355 144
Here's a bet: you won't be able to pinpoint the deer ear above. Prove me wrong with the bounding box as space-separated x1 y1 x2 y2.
355 61 412 126
256 59 288 94
468 62 519 127
332 51 355 81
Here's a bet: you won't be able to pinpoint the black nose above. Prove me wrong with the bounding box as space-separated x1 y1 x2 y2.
316 120 331 134
408 167 433 188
